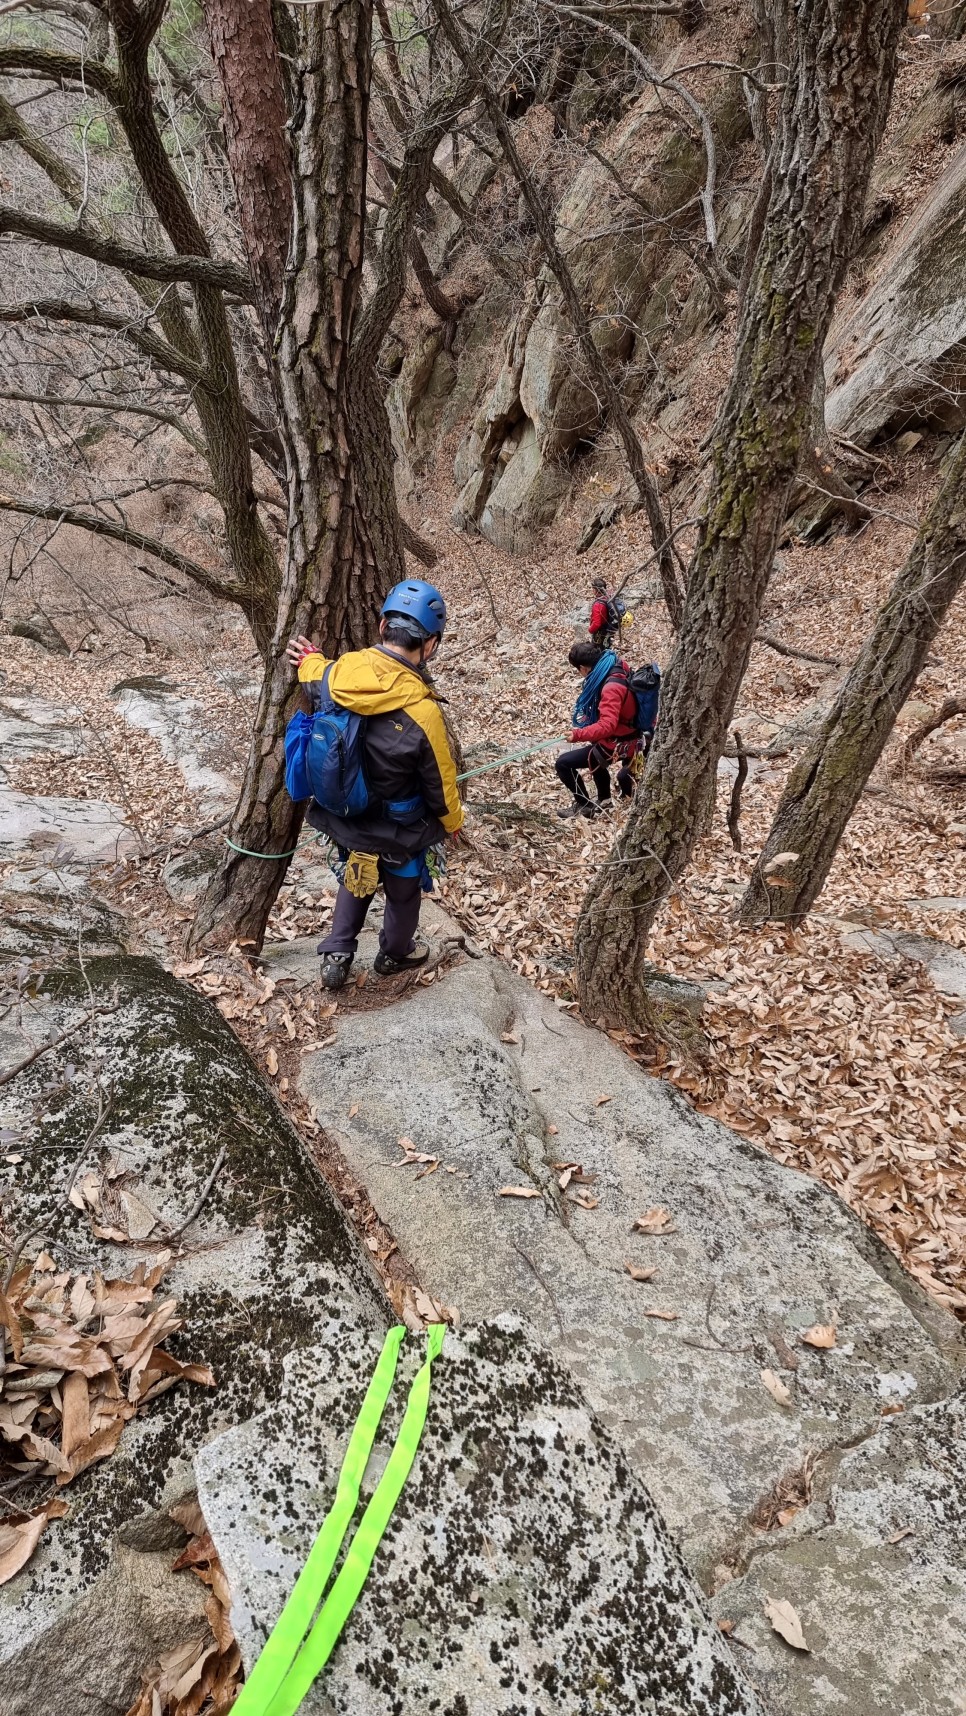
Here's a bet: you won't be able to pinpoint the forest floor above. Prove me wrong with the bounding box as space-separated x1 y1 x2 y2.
3 434 965 1322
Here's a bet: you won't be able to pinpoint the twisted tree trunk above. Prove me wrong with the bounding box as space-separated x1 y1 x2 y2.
740 431 966 922
573 0 907 1031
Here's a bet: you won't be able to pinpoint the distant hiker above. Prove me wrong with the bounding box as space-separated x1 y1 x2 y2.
284 579 464 990
556 641 659 820
588 577 626 647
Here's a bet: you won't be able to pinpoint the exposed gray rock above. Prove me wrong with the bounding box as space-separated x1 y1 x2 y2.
826 146 966 443
198 1319 763 1716
0 699 85 779
111 682 239 818
710 1383 966 1716
162 845 220 906
0 937 385 1716
0 787 135 864
299 947 963 1614
840 924 966 1000
9 612 69 655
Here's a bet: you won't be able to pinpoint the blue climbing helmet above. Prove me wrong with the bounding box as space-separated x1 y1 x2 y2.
380 579 447 639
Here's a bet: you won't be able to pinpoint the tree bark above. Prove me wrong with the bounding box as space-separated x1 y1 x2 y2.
191 0 512 950
191 0 382 950
573 0 907 1031
740 431 966 922
201 0 292 356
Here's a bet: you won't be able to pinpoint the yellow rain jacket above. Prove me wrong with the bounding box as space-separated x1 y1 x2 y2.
298 645 463 861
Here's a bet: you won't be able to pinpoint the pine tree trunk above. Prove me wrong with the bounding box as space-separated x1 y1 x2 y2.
191 0 383 951
201 0 292 354
740 431 966 922
574 0 907 1031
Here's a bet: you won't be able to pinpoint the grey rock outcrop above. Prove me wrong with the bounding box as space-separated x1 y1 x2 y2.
450 71 749 547
9 612 70 655
199 1319 763 1716
826 143 966 443
111 680 240 819
0 933 385 1716
299 940 965 1716
710 1382 966 1716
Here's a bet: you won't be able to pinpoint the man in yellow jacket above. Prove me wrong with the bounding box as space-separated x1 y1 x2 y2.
286 580 464 990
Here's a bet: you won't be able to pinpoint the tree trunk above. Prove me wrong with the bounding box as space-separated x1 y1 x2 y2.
191 0 381 951
740 430 966 922
201 0 292 355
573 0 907 1031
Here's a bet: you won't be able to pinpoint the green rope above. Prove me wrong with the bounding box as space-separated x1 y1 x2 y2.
231 1324 445 1716
455 735 568 782
225 830 324 861
225 737 568 860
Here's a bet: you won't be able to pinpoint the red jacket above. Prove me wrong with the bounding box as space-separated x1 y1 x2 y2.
573 664 639 754
589 598 611 637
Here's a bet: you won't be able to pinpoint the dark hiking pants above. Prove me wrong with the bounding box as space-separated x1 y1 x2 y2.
556 745 635 804
319 861 422 961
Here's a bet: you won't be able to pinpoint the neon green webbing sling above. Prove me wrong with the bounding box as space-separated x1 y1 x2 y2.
231 1322 446 1716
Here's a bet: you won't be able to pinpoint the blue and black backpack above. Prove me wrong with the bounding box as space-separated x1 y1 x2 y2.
619 661 661 735
284 666 371 818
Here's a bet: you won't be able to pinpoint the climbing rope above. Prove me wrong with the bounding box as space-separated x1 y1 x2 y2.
223 736 568 860
232 1323 445 1716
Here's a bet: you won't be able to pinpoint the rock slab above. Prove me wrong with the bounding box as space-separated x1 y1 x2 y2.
300 946 964 1716
0 936 385 1716
198 1318 763 1716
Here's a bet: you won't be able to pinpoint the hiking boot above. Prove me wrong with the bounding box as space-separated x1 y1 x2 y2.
320 952 352 990
373 939 430 977
557 800 595 821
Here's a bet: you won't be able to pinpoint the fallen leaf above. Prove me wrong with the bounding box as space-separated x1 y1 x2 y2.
500 1032 520 1044
498 1186 543 1199
776 1506 799 1527
761 1368 793 1408
887 1526 914 1544
547 1124 559 1135
595 1093 612 1107
169 1498 207 1538
348 1103 359 1118
718 1618 735 1636
570 1192 600 1210
624 1262 658 1282
0 1501 66 1585
632 1207 676 1235
119 1189 159 1242
764 1595 809 1651
642 1308 678 1321
61 1371 90 1457
265 1046 279 1077
801 1323 837 1349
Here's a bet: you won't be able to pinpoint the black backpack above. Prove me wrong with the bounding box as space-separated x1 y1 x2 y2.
625 662 661 734
605 593 627 632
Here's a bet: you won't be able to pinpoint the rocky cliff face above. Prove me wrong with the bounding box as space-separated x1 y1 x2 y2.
391 33 966 553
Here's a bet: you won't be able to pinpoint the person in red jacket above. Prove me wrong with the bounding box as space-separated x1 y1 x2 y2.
556 640 640 820
588 577 617 646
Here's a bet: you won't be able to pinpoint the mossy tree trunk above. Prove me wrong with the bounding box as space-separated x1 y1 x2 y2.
574 0 908 1031
740 430 966 922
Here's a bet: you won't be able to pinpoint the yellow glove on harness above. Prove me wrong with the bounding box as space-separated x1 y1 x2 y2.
343 850 380 900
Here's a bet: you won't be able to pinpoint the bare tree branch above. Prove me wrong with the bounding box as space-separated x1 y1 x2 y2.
0 492 245 603
0 205 254 298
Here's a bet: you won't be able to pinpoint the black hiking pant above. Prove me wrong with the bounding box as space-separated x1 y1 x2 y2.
556 744 635 804
319 862 422 961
